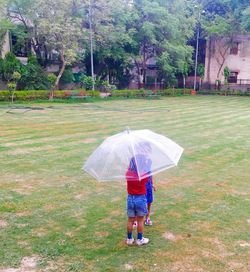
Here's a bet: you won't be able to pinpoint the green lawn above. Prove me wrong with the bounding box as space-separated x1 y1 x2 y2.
0 96 250 272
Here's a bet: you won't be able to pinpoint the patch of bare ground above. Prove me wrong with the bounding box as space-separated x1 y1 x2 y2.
16 223 28 228
124 263 134 270
228 261 248 272
163 232 184 241
16 211 32 217
167 256 204 272
43 204 56 211
0 255 40 272
0 220 8 228
204 237 234 258
17 241 29 247
238 241 250 248
111 196 121 202
158 177 196 188
6 145 56 156
110 210 123 216
167 211 182 218
31 227 48 238
230 189 249 196
74 190 90 200
13 185 37 195
189 220 217 233
65 226 83 237
94 231 110 238
82 138 97 144
247 219 250 224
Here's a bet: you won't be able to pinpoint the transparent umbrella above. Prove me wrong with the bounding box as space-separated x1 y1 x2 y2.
83 129 184 181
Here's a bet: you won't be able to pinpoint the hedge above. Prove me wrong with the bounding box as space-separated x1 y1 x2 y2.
0 90 100 101
111 88 193 97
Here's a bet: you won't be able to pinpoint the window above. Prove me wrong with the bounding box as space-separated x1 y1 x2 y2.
230 43 239 55
228 72 238 83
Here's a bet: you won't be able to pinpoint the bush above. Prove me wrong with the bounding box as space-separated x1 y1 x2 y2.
111 89 144 97
0 52 22 81
80 75 94 90
19 55 50 90
15 90 50 101
160 88 192 96
86 90 100 97
0 90 11 101
0 90 100 101
61 68 74 84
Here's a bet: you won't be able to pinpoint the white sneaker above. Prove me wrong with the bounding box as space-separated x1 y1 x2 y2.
126 238 134 245
136 237 149 246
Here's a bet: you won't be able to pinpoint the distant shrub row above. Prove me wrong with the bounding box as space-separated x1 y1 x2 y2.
111 88 193 97
1 88 249 102
0 90 100 101
197 89 250 96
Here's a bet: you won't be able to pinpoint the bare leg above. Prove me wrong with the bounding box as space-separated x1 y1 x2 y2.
137 216 145 234
127 217 136 233
146 203 152 221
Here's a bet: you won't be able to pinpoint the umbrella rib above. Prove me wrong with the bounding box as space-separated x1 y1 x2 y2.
135 133 183 164
128 131 142 181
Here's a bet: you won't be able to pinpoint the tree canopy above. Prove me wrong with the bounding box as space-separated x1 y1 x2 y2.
0 0 249 89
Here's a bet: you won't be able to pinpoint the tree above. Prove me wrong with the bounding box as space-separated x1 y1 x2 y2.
19 55 50 90
0 52 22 82
123 0 195 88
8 71 21 102
82 0 133 88
32 0 83 94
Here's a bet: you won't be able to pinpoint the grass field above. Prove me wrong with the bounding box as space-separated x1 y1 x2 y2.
0 96 250 272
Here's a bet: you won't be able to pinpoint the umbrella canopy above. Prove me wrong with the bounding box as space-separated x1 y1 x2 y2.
83 129 183 181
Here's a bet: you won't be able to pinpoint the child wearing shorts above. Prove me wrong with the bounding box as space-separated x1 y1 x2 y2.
145 175 155 226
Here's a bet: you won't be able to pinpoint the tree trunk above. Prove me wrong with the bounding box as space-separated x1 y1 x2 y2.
207 37 211 88
216 38 232 80
52 51 66 99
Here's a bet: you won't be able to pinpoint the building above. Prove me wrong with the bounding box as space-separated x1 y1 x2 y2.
204 35 250 91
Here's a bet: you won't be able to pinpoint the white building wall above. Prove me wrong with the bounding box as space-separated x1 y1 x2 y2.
204 35 250 85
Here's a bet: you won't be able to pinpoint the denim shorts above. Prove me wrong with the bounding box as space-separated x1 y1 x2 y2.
127 194 148 217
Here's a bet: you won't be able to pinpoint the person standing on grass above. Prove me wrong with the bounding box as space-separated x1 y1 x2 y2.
126 142 152 246
133 173 156 228
144 174 156 226
126 156 149 246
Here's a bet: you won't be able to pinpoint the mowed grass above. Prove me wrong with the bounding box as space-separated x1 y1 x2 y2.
0 96 250 272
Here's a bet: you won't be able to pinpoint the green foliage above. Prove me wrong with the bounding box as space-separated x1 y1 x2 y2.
10 24 31 57
197 64 205 79
19 55 50 90
80 75 94 90
241 7 250 32
7 82 16 92
0 89 101 101
201 0 250 36
0 52 22 81
160 88 192 96
47 73 57 87
223 66 230 84
86 90 100 97
111 89 144 97
61 68 74 84
0 90 10 101
12 71 21 82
